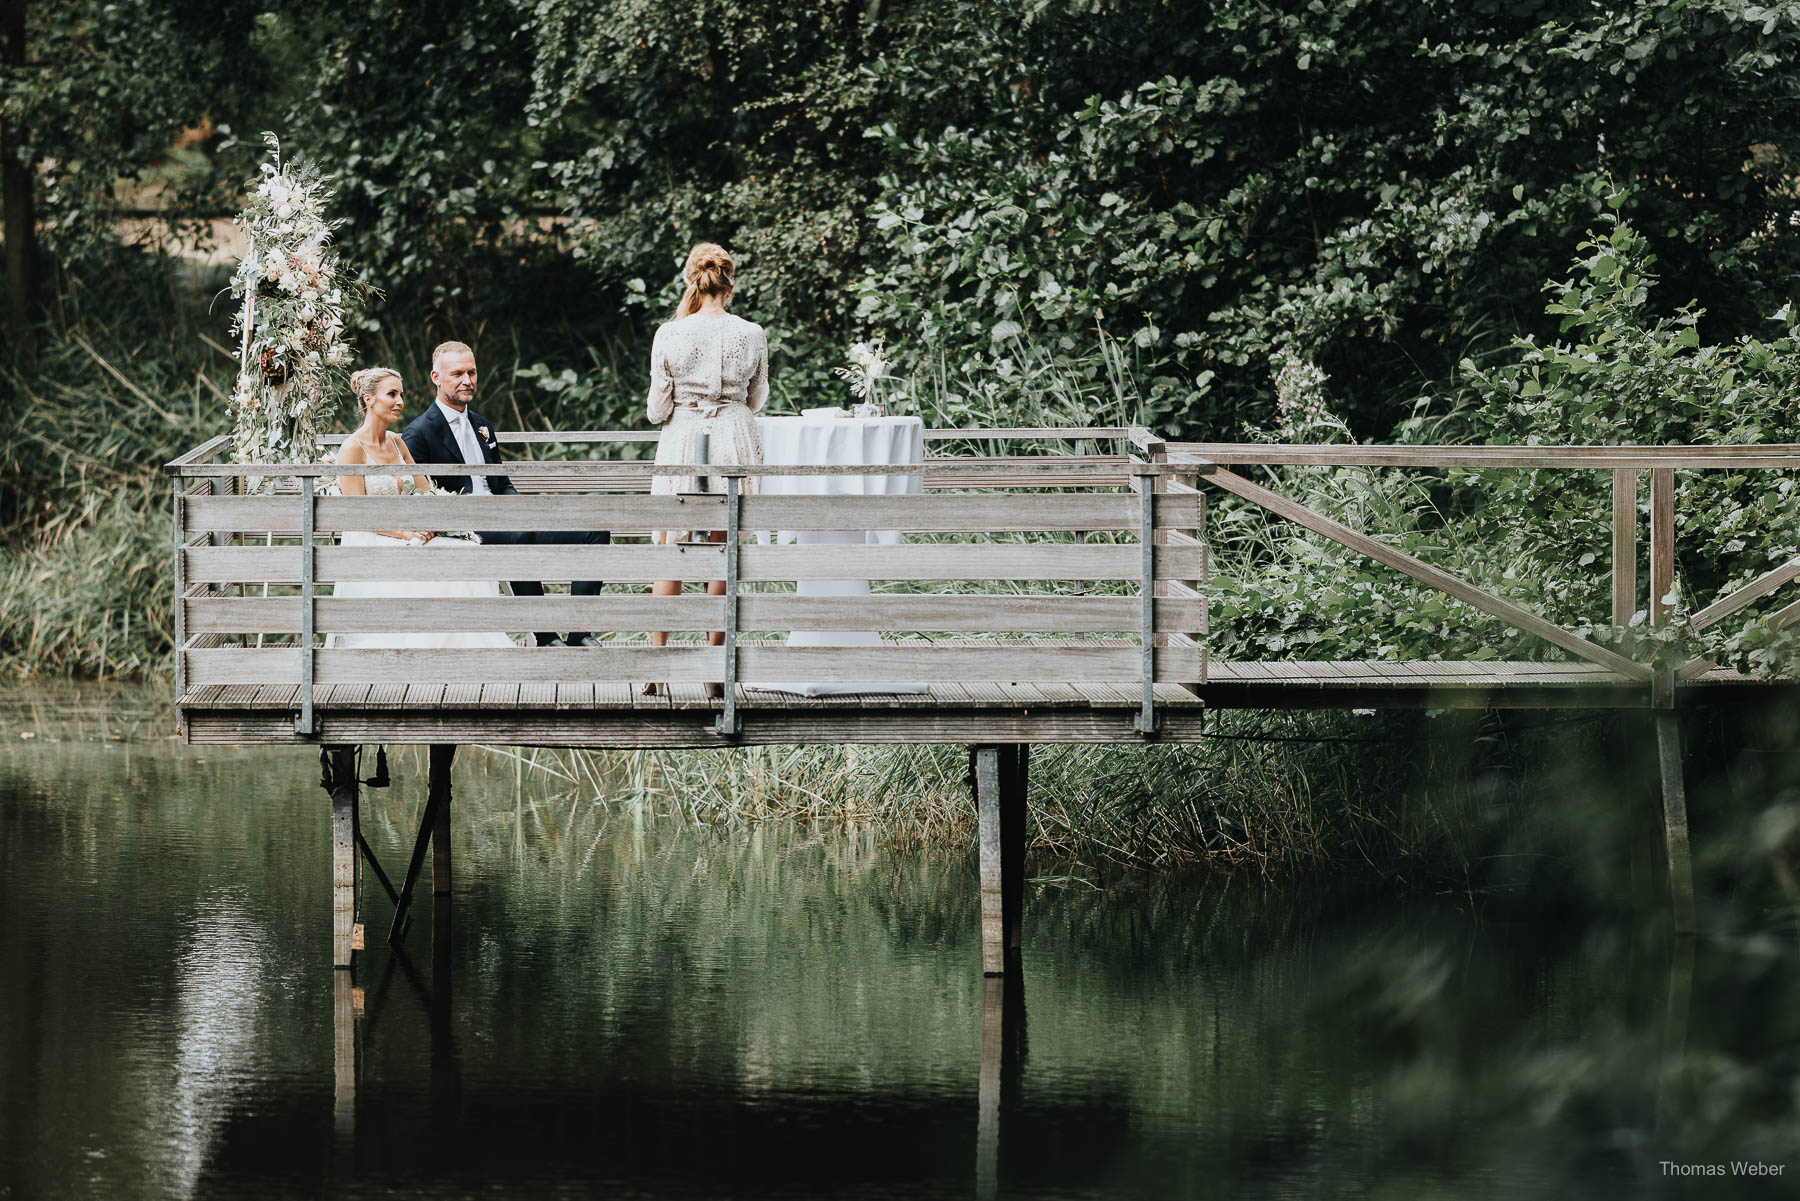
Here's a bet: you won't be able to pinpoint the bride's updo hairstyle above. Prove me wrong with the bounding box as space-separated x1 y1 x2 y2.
674 242 734 319
349 367 402 413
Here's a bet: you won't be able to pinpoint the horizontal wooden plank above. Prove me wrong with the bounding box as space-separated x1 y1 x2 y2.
183 642 1205 686
740 544 1204 582
185 493 728 534
186 644 1195 691
167 457 1187 481
187 646 725 685
739 644 1205 683
180 491 1203 535
180 706 1209 746
183 543 1206 584
308 426 1134 446
742 493 1200 532
186 595 725 634
185 544 728 584
1171 443 1800 470
184 594 1210 635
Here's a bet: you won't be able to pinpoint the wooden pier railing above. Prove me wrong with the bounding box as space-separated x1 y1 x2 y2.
1157 439 1800 700
167 429 1800 739
169 428 1207 743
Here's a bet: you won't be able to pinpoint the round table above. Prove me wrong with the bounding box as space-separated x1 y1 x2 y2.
751 412 929 696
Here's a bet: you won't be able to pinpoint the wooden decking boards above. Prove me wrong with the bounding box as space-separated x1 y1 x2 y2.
175 661 1788 747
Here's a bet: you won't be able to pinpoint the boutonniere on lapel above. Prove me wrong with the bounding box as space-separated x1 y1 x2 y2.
478 425 491 442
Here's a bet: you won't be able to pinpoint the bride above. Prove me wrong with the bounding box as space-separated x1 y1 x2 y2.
329 367 514 649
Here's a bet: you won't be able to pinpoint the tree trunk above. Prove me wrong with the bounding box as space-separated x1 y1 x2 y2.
2 0 37 359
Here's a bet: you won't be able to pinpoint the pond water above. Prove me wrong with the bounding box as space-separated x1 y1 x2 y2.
1 685 1795 1199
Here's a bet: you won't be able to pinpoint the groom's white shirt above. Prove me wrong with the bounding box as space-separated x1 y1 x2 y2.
436 398 492 495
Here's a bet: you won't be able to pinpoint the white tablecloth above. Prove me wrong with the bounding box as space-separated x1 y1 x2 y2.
749 412 929 696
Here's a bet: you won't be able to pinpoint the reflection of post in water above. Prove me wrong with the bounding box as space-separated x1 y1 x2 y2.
331 969 363 1168
1655 933 1697 1134
975 967 1028 1200
432 891 461 1117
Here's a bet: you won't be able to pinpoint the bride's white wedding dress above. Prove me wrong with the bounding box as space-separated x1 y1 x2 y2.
326 473 516 650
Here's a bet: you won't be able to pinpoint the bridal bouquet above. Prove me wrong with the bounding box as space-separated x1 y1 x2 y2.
227 134 361 470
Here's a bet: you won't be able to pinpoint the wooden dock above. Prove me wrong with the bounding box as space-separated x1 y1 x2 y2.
165 428 1800 973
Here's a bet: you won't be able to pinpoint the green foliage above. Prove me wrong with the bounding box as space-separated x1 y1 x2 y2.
1212 198 1800 673
1456 188 1800 664
1 0 264 263
88 0 1781 439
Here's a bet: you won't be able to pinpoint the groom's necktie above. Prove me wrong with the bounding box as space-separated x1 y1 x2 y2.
444 409 493 496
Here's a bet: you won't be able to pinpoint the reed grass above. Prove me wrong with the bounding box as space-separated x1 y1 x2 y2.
526 692 1529 881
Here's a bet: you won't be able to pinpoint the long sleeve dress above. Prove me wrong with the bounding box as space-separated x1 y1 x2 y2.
646 312 769 544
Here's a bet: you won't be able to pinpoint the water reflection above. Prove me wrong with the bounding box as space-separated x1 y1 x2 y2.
165 900 268 1200
976 968 1026 1200
1 687 1798 1198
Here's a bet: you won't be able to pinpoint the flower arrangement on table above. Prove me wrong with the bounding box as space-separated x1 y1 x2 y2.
833 340 892 415
227 133 362 474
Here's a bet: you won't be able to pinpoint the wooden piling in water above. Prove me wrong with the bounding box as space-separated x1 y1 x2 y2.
328 745 358 969
431 744 454 897
974 744 1028 975
1001 745 1027 961
1655 714 1698 935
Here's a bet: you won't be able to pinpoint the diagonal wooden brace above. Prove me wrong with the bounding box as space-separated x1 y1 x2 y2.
387 787 444 946
1198 464 1653 681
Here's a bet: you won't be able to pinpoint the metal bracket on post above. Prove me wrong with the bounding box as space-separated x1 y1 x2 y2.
1133 470 1158 737
715 473 742 737
296 475 318 736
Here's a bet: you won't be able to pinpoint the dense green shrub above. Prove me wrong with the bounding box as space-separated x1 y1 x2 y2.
1210 196 1800 670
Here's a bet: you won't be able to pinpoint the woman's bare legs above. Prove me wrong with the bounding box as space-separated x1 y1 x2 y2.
645 577 681 695
649 577 682 647
705 530 728 697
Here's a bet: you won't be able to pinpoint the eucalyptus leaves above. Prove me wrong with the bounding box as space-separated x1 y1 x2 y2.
228 134 359 468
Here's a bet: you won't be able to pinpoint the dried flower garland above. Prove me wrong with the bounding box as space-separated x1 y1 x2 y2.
227 133 360 469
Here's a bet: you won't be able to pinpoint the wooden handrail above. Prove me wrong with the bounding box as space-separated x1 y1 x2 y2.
307 426 1134 446
163 458 1188 479
1168 443 1800 469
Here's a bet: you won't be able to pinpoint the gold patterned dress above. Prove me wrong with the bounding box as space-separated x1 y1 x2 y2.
646 313 769 543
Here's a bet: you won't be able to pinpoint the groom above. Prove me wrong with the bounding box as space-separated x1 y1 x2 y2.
402 340 611 648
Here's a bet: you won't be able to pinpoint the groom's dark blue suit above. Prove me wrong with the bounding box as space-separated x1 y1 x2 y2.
402 401 610 645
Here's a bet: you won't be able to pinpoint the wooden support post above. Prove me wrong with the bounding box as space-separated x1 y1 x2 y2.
430 744 455 897
1650 468 1677 707
1655 713 1698 935
1650 468 1675 629
329 746 358 968
975 747 1004 975
973 745 1027 975
1000 745 1027 958
1612 468 1637 626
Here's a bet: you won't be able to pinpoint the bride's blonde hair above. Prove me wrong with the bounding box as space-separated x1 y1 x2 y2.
349 367 402 413
674 243 734 319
